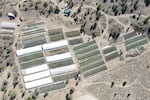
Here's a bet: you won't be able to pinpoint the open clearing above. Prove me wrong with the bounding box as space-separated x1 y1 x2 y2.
74 94 98 100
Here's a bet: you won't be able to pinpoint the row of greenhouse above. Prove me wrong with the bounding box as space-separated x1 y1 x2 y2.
17 40 77 90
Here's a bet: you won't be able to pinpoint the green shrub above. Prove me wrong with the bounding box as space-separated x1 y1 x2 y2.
70 87 75 94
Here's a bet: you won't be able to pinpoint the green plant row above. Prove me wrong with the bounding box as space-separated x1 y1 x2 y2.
22 33 45 41
80 59 102 69
77 49 100 60
47 46 69 55
68 38 83 45
52 71 77 82
105 51 119 61
24 39 47 48
84 65 107 78
23 29 45 36
75 44 98 54
48 58 73 68
40 82 66 93
22 22 44 32
23 36 46 44
79 55 101 66
74 40 96 51
65 30 80 37
80 60 105 72
126 38 148 51
48 28 63 35
49 34 64 41
123 32 137 40
125 35 147 45
19 52 44 63
21 58 45 69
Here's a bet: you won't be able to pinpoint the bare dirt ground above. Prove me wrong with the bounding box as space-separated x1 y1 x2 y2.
0 0 150 100
74 94 98 100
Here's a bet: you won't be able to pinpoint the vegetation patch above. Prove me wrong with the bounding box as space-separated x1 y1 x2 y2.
124 33 149 51
22 33 45 41
23 29 46 36
75 44 98 55
52 72 77 82
23 39 47 48
77 49 100 60
19 52 44 63
40 82 66 93
74 40 96 51
48 58 73 68
126 38 148 51
80 60 105 72
48 28 63 35
84 65 107 77
68 38 83 45
49 34 64 41
74 40 107 77
65 30 80 37
21 58 45 69
105 51 119 61
125 35 147 45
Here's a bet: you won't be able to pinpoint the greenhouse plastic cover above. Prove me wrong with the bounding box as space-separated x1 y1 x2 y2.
1 22 16 29
25 77 53 89
42 40 68 50
21 64 49 75
24 70 50 82
0 29 14 33
16 45 42 56
50 64 77 75
46 52 71 62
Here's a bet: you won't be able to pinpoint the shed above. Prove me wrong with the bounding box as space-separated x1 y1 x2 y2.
50 64 77 75
46 52 71 62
